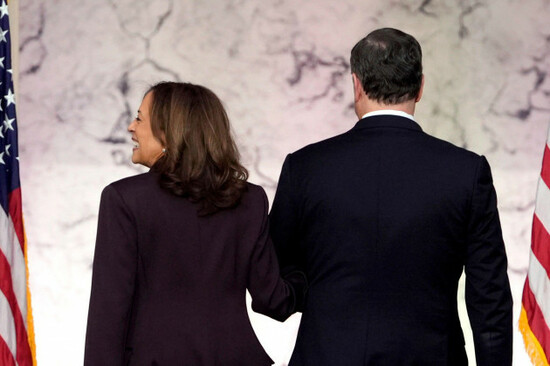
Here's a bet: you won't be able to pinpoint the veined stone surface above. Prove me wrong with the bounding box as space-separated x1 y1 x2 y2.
18 0 550 364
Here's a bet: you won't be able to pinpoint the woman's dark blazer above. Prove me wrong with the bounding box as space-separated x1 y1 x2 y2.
84 172 301 365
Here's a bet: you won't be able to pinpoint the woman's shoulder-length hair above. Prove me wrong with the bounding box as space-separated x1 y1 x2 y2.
148 81 248 216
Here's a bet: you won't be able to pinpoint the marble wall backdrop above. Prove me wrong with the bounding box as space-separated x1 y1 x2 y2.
18 0 549 365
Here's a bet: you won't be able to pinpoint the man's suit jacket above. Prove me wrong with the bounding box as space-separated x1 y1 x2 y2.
269 115 513 366
84 172 302 366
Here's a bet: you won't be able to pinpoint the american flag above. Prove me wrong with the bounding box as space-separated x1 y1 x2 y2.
520 125 550 366
0 0 35 365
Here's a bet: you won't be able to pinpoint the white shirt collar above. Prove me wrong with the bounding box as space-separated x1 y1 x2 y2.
361 109 415 122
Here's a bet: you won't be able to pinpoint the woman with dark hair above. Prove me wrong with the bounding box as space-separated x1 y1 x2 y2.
84 82 305 365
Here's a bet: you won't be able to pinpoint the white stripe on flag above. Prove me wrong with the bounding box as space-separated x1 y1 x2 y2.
535 177 550 237
0 287 17 361
528 248 550 330
0 207 27 326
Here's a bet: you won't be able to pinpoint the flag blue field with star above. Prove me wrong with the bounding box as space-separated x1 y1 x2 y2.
0 0 19 215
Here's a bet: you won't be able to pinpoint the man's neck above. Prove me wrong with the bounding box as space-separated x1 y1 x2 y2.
355 99 416 119
361 109 416 121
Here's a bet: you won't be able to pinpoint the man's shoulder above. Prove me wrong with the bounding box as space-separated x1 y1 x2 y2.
421 131 482 164
291 125 480 158
290 130 352 160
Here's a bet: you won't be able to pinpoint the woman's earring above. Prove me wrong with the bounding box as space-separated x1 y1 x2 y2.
162 148 166 153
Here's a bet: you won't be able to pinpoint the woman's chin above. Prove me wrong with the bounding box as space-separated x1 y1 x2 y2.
130 154 141 166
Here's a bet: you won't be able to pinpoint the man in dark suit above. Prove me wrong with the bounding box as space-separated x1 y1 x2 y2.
269 28 513 366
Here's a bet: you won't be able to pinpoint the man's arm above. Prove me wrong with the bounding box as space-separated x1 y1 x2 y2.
465 156 513 366
269 154 306 274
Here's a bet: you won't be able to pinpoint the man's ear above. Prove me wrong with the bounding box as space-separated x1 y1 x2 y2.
352 73 364 103
415 74 424 103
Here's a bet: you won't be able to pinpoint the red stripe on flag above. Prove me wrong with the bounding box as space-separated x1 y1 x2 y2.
523 277 550 363
0 251 32 366
541 145 550 189
7 188 24 252
532 214 550 280
0 336 16 366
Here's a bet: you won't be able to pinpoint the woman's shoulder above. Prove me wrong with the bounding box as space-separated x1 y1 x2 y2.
103 171 158 197
236 182 269 216
98 172 168 216
244 181 266 195
242 182 268 202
